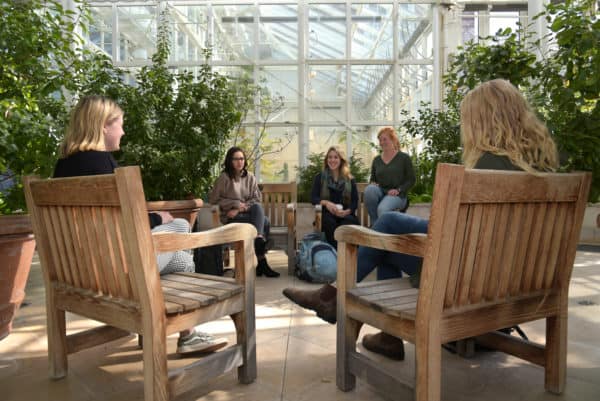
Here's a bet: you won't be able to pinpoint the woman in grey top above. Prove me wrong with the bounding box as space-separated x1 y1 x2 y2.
364 126 415 225
210 147 279 278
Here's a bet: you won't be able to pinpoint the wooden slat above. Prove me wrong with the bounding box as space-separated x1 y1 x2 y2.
461 170 583 203
543 203 568 290
80 207 103 293
456 204 483 307
161 279 242 301
29 174 120 206
497 204 523 298
469 204 497 304
94 207 120 297
483 204 512 301
508 203 535 296
532 203 558 291
521 203 547 292
58 206 85 288
45 207 71 285
444 205 468 308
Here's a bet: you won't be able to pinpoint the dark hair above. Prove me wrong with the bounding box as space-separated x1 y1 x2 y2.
223 146 248 179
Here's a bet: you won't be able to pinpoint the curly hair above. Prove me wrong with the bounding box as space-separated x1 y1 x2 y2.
460 79 558 173
322 146 352 180
60 95 123 158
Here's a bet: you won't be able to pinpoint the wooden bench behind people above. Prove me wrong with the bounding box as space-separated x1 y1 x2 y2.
24 166 258 401
334 163 591 401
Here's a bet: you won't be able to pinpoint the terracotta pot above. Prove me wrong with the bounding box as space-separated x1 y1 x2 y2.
146 198 204 227
0 215 35 341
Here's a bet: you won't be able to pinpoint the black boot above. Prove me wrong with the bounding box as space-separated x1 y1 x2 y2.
256 258 279 278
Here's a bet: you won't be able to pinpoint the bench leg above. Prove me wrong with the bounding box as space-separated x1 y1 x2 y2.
336 316 362 391
233 310 257 384
47 302 68 379
415 334 442 401
142 326 168 401
545 315 566 394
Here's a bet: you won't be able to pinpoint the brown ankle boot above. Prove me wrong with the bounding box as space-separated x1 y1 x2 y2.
362 331 405 360
282 284 337 324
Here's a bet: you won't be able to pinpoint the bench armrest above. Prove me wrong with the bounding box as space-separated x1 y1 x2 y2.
334 225 427 258
152 223 256 252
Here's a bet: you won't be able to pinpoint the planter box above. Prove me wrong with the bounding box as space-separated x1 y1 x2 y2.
0 215 35 341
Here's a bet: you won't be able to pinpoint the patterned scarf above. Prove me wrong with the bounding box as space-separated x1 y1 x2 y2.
320 169 351 208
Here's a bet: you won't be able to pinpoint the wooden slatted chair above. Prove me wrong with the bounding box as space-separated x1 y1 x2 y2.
23 166 257 401
335 163 591 401
259 182 297 275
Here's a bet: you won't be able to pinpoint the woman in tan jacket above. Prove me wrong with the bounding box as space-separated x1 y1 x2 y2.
210 147 279 277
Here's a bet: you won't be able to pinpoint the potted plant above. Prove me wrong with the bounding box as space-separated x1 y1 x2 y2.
116 12 252 216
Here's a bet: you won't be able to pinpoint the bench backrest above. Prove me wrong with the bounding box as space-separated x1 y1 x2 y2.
419 164 591 320
260 182 297 227
24 167 164 318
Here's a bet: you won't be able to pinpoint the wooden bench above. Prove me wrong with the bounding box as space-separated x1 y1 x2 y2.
334 163 591 401
24 166 258 401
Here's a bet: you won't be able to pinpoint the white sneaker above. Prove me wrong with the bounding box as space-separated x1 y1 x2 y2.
176 330 227 355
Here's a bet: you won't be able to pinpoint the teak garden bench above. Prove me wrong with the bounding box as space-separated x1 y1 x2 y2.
334 163 591 401
24 166 258 401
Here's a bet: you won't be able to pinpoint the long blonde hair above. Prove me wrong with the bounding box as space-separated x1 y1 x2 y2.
460 79 558 173
59 95 123 158
323 146 352 180
377 126 401 152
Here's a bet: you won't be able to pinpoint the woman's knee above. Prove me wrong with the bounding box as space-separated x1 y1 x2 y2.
364 184 382 202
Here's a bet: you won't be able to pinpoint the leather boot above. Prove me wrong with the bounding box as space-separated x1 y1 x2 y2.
282 284 337 324
362 331 405 360
256 258 280 278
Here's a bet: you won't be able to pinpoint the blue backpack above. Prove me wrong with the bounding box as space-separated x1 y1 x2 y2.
295 232 337 283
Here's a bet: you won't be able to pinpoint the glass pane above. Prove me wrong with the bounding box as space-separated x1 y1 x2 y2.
213 4 255 61
117 5 157 62
308 126 347 156
214 66 255 123
351 65 393 121
307 65 346 122
397 64 433 115
397 3 433 60
170 5 208 62
489 11 521 35
259 66 298 123
88 7 113 58
308 4 346 59
350 125 385 173
257 126 299 183
351 3 393 59
259 4 298 61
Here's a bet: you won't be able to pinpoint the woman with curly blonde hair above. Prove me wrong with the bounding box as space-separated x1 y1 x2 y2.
461 79 558 173
283 79 559 360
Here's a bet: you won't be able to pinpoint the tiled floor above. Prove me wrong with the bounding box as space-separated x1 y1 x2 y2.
1 249 600 401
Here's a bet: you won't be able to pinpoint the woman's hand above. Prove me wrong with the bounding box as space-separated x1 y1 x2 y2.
157 211 174 224
387 188 400 196
227 209 240 219
239 202 248 212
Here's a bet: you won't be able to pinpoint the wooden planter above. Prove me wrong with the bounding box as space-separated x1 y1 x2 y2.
0 215 35 341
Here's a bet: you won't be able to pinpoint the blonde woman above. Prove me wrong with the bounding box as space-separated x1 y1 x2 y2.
363 127 415 225
283 79 559 360
54 95 227 355
312 146 359 248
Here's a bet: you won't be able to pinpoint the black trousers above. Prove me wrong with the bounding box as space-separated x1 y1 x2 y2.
321 209 359 249
227 203 270 256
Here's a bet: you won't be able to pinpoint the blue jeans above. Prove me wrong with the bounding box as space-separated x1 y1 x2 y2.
227 203 270 256
363 184 407 225
356 211 429 282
